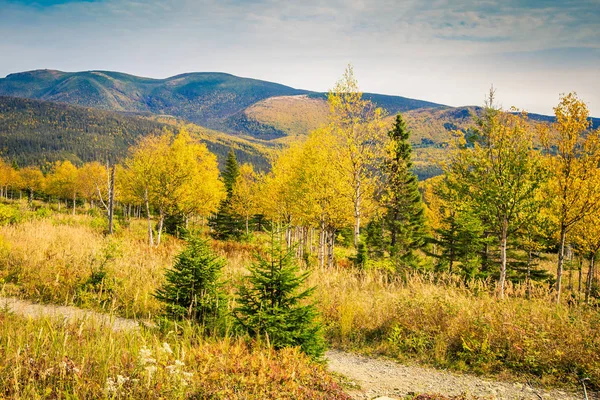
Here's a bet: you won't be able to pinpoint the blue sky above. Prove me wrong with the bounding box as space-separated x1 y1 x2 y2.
1 0 599 115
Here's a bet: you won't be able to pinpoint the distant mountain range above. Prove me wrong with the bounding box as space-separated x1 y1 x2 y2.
0 70 443 136
0 69 598 178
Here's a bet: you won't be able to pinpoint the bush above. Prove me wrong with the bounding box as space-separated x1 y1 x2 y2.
154 237 226 328
0 204 21 226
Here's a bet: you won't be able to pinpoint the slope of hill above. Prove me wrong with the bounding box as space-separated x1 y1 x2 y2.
0 69 445 136
0 96 272 170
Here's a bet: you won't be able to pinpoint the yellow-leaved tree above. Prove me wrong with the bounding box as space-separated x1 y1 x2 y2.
77 162 109 208
230 163 261 235
571 210 600 304
122 128 224 245
541 93 600 303
0 159 17 199
18 166 45 206
47 160 79 215
328 65 387 248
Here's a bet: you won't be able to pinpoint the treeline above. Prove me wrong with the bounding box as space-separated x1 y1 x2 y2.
2 68 600 306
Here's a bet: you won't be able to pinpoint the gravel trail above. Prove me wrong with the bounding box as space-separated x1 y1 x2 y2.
0 297 592 399
326 349 589 400
0 296 143 331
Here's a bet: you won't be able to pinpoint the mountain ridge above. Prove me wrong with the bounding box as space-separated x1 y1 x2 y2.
0 69 445 135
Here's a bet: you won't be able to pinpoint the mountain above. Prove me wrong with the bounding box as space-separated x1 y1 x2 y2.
0 96 272 170
0 69 444 136
2 69 598 179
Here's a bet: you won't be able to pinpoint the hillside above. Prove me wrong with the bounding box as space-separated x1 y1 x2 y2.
0 69 444 136
0 96 272 170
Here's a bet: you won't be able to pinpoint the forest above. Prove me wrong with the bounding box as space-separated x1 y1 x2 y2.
0 66 599 398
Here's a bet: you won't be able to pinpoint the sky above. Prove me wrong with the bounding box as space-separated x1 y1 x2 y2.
1 0 599 115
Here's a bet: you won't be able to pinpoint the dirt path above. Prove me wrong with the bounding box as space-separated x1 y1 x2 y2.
0 296 143 331
326 349 587 400
0 297 591 400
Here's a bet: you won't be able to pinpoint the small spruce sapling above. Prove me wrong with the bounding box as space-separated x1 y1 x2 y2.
155 236 226 328
234 231 325 358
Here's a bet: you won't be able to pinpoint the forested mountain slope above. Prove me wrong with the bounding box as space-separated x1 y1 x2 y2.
0 96 271 170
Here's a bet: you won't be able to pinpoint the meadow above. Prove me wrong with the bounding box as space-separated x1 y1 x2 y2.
0 199 598 398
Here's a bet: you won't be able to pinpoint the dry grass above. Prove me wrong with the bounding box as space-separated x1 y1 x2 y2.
0 215 182 318
312 267 600 388
1 205 598 391
0 311 348 399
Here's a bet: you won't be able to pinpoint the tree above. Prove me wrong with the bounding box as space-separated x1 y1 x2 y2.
223 149 240 197
155 237 226 327
445 91 546 297
572 210 600 304
230 163 260 236
425 175 488 277
210 149 244 240
328 65 387 248
121 134 168 245
122 128 224 245
47 160 79 215
0 159 17 199
234 231 325 358
541 93 600 303
77 162 108 207
18 166 44 206
382 113 426 269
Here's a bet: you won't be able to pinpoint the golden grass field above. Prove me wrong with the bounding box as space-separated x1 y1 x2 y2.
0 200 598 397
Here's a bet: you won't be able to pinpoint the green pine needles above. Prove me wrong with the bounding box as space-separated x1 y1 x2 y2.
234 231 325 359
155 237 226 328
210 149 245 240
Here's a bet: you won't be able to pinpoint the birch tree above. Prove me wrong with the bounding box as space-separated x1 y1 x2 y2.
47 160 79 214
541 93 600 304
328 65 387 248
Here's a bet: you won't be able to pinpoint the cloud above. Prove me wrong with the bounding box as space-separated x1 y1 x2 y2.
0 0 598 114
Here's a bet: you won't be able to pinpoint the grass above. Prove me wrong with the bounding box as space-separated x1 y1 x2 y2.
1 200 599 394
314 268 600 389
0 311 348 399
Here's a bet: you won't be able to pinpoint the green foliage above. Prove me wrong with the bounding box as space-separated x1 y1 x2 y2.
209 203 245 241
381 113 427 269
155 237 226 328
0 204 22 226
209 149 245 240
353 240 369 269
429 209 490 278
223 149 240 197
235 233 325 358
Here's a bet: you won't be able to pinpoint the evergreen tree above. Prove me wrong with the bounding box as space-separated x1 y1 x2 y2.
154 237 226 327
209 149 244 240
383 113 426 268
234 231 325 358
223 149 240 197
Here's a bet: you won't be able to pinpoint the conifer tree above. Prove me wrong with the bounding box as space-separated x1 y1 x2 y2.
210 149 244 240
234 231 325 358
223 149 240 197
383 113 426 269
155 237 226 327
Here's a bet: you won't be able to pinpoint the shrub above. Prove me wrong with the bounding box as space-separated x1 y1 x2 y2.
154 237 226 328
0 204 21 226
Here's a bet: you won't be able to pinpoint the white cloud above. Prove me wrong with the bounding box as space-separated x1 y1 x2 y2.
0 0 598 114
